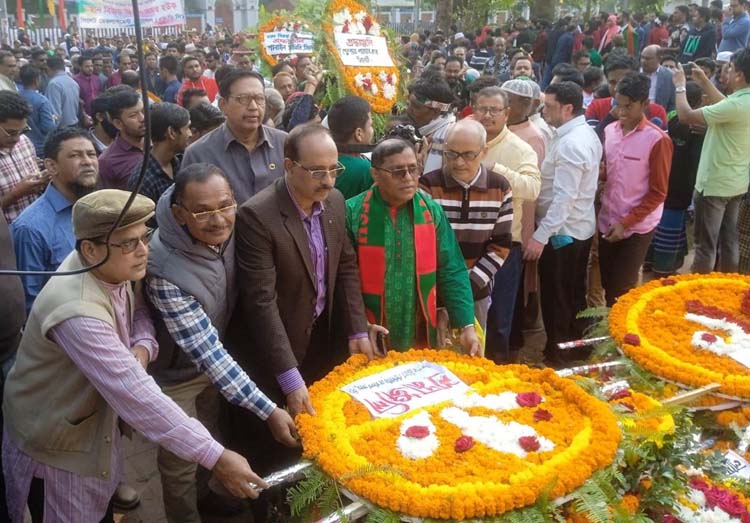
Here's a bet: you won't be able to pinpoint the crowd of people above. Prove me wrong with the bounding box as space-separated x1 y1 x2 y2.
0 3 748 521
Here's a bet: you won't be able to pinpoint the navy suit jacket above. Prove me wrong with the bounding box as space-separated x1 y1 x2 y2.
654 66 676 113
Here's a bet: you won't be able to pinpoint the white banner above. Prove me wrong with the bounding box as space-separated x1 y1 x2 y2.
724 449 750 480
262 30 315 56
333 32 394 67
341 361 469 419
78 0 185 29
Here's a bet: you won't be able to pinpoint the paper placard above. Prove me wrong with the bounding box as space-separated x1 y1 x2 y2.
262 30 315 56
724 449 750 479
333 32 394 67
341 361 469 419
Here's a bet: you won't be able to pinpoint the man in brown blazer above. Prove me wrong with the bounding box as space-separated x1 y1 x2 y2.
226 124 383 478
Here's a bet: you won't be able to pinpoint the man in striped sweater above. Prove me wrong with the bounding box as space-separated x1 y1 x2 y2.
420 119 514 331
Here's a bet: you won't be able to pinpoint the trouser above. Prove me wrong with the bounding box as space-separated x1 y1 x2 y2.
598 230 655 307
738 194 750 275
538 236 592 358
0 357 14 523
586 234 606 307
485 245 523 362
474 296 490 334
26 478 114 523
692 191 743 273
157 373 218 523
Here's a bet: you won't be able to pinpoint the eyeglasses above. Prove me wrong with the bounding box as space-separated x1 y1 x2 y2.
181 203 237 223
93 230 153 254
293 161 345 180
374 164 421 179
473 106 507 116
226 93 266 106
444 150 483 161
0 125 31 138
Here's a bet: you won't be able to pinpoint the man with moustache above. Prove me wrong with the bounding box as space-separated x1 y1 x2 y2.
229 125 379 478
12 128 99 313
182 70 287 205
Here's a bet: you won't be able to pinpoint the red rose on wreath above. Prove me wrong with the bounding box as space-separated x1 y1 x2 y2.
609 388 632 401
533 409 552 422
516 392 543 407
405 425 430 438
700 332 718 343
363 15 373 32
624 333 641 346
455 435 474 452
518 435 541 452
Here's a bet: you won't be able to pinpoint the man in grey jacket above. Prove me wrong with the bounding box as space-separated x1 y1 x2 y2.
145 163 297 522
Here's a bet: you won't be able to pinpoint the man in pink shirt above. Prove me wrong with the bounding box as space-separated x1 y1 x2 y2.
598 72 673 305
2 190 266 522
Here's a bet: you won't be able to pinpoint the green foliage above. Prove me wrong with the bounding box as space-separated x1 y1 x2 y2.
365 507 402 523
286 465 343 518
568 467 626 523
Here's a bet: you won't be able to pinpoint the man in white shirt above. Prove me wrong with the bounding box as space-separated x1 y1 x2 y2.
523 81 602 366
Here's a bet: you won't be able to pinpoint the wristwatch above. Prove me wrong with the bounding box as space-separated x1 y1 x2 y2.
675 86 687 93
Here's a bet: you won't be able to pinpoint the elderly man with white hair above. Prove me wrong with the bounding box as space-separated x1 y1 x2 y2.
420 118 514 333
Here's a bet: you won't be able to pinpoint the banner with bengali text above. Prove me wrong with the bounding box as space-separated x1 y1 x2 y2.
333 32 394 67
341 361 470 419
262 30 315 56
78 0 185 29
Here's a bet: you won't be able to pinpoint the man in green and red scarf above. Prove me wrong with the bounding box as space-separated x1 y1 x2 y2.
345 138 480 355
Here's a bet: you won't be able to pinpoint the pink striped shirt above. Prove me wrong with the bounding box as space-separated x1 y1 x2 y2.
3 279 223 522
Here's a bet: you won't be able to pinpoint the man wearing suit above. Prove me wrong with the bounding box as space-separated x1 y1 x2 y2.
227 124 382 477
641 45 676 112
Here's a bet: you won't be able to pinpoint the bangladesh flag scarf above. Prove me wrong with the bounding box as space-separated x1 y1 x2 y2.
356 187 438 348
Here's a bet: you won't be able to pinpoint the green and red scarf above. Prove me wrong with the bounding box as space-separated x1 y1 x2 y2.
356 188 438 347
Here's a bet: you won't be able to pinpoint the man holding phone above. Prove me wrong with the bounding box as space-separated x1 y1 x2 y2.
674 49 750 273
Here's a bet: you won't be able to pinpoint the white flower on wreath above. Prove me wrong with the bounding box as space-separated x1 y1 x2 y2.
354 73 365 88
333 9 351 27
367 22 381 36
353 11 366 22
378 71 388 83
382 82 396 100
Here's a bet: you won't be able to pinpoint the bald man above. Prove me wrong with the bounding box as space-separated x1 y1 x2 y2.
641 44 676 111
420 119 514 331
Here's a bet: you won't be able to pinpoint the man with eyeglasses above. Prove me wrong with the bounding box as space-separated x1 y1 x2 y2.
183 70 286 205
420 119 513 340
0 91 47 224
3 189 268 522
346 138 480 355
472 86 541 363
229 125 379 506
145 164 297 522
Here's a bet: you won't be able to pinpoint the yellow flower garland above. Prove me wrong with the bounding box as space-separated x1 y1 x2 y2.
323 0 400 114
610 273 750 399
297 350 622 520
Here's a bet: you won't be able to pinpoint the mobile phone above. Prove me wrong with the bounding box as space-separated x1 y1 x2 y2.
684 63 694 76
376 332 388 356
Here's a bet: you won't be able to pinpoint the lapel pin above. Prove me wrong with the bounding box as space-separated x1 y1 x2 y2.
269 163 276 170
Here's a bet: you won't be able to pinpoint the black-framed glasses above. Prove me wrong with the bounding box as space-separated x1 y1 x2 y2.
473 106 507 116
293 161 345 180
444 150 483 161
226 93 266 106
180 203 237 223
92 229 153 254
0 125 31 138
374 164 421 179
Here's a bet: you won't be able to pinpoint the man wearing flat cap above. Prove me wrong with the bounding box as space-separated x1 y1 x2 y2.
2 189 266 521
